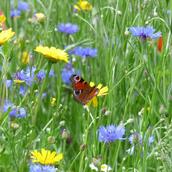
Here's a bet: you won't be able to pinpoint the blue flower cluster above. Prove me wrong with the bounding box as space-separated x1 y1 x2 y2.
11 1 29 18
129 26 161 40
57 23 79 35
61 63 76 85
69 46 97 58
98 124 125 143
6 66 54 96
3 101 27 118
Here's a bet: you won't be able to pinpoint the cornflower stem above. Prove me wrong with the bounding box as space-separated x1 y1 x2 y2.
78 106 94 172
32 62 52 125
0 50 8 118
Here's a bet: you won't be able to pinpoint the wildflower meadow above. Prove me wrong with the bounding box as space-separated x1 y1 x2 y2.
0 0 172 172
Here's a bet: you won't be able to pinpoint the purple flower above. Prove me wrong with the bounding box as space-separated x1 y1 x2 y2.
3 101 27 118
98 124 125 143
37 70 46 81
61 63 75 84
3 101 13 112
129 26 161 40
10 9 21 18
57 23 79 34
14 66 36 86
29 164 56 172
18 1 29 11
69 46 97 58
19 85 27 96
9 107 27 118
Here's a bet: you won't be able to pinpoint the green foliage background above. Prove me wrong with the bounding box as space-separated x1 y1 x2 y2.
0 0 172 171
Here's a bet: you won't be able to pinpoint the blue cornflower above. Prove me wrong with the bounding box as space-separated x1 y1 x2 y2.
57 23 79 34
129 26 161 40
29 164 56 172
14 67 35 86
37 70 46 81
69 46 97 58
3 101 27 118
10 9 21 18
61 63 75 84
98 124 125 143
18 1 29 11
9 107 27 118
3 100 13 112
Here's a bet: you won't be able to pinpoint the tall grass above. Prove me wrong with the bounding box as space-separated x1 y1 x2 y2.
0 0 172 171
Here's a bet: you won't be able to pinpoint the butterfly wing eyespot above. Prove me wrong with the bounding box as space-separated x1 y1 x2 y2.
74 90 82 96
73 75 81 82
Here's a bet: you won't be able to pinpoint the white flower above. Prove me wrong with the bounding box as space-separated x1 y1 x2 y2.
101 164 112 172
89 163 98 171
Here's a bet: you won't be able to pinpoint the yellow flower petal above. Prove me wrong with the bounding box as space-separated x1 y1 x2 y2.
97 83 103 89
54 153 63 162
74 0 92 11
21 51 30 64
30 149 63 165
35 45 68 63
90 82 95 87
92 97 98 107
0 28 15 45
14 79 25 84
0 14 6 24
98 86 108 96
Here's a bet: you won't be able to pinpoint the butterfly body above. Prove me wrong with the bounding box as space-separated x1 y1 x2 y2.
70 75 99 105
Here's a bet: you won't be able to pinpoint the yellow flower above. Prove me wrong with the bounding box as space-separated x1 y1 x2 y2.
74 0 92 11
0 14 6 24
35 46 68 63
50 97 56 106
21 51 30 64
14 79 25 84
34 13 46 22
0 28 15 45
31 149 63 165
88 82 108 107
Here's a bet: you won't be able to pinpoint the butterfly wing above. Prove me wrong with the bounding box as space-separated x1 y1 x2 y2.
70 75 99 105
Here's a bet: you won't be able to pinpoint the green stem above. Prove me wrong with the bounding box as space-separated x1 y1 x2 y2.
32 62 52 125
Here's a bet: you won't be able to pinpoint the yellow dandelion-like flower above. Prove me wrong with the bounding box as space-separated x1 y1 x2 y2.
35 46 68 63
74 0 92 11
21 51 30 64
88 82 108 107
31 149 63 165
0 28 15 45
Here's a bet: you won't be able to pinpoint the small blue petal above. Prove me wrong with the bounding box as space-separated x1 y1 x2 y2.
18 1 29 11
57 23 79 34
29 164 56 172
98 124 125 143
129 26 161 40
